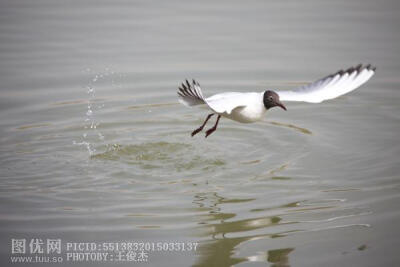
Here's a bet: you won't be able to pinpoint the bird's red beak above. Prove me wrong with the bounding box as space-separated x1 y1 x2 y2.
277 102 287 111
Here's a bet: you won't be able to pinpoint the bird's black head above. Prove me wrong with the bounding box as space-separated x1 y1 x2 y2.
263 90 287 111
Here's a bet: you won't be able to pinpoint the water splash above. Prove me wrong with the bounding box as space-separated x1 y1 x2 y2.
73 68 117 156
72 140 96 156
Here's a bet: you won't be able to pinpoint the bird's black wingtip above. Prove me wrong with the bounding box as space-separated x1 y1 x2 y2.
369 65 377 72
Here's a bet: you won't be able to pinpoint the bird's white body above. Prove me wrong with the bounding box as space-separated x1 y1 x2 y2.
206 92 266 123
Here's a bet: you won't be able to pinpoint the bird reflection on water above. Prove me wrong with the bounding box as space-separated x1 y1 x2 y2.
192 192 296 267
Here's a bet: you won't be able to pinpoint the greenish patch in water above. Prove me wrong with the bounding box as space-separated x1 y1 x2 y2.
219 198 255 204
358 244 367 251
92 142 225 171
282 202 299 208
250 201 299 212
240 159 261 165
17 123 51 130
268 120 312 135
271 176 292 180
268 248 295 265
93 142 188 161
270 216 281 224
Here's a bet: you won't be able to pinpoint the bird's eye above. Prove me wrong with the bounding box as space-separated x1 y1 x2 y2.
268 96 274 101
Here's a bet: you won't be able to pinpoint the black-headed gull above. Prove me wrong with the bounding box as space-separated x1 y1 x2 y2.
178 64 376 137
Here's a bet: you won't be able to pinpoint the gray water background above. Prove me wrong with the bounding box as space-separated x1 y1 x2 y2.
1 0 400 266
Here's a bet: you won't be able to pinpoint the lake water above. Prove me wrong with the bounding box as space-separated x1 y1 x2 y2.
1 0 400 266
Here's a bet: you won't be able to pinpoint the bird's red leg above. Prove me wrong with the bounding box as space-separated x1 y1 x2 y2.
205 115 221 138
191 113 214 137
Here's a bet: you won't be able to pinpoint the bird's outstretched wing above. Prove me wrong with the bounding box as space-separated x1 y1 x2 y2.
178 79 206 107
205 92 252 114
277 64 376 103
177 80 252 114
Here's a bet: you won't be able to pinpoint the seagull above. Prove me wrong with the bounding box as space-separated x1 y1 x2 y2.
177 64 376 137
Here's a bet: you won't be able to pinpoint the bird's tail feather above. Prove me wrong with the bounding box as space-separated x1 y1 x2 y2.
178 79 206 107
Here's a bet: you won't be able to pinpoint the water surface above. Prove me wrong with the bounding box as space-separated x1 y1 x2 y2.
1 0 400 266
